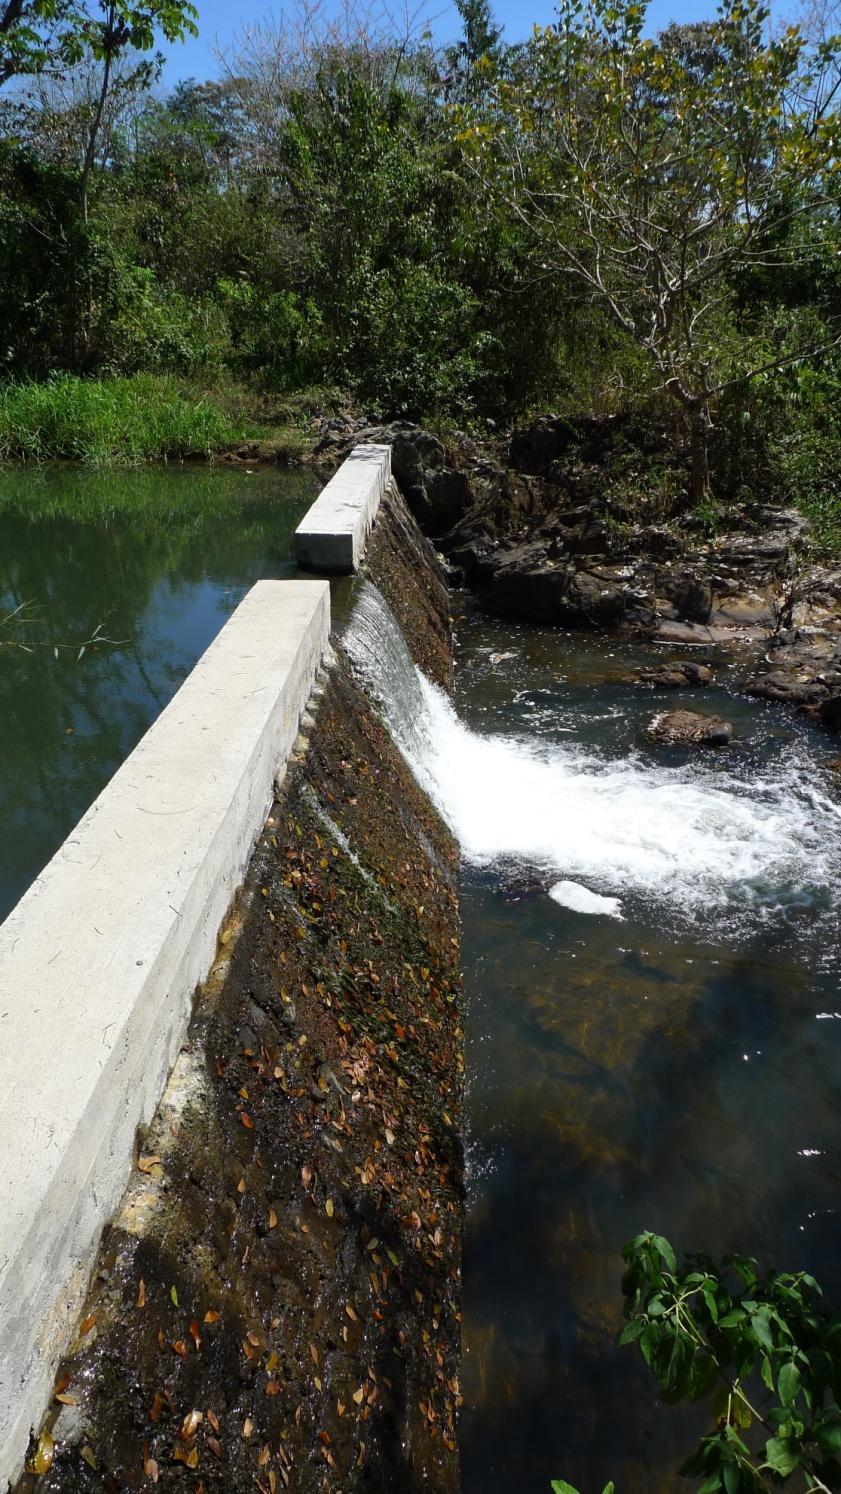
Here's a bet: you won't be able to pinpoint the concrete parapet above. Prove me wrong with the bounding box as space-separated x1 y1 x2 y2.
0 578 330 1488
295 443 391 572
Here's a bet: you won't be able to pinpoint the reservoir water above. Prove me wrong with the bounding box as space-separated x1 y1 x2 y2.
0 463 318 924
346 583 841 1493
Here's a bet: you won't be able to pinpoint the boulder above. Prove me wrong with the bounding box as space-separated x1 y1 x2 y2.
314 420 473 534
647 709 733 747
509 416 577 473
635 661 715 689
744 672 828 708
668 573 713 623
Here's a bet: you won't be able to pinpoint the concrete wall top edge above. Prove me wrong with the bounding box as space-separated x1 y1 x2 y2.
0 577 329 1253
295 444 391 571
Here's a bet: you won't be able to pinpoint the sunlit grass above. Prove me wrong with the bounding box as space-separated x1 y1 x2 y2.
0 374 243 464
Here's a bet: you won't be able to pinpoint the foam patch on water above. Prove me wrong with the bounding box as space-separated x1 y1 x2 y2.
548 880 625 919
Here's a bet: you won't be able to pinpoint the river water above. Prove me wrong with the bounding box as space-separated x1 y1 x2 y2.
0 463 318 924
345 583 841 1494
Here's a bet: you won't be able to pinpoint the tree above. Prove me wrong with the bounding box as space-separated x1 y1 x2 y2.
461 0 841 500
0 0 197 95
444 0 503 103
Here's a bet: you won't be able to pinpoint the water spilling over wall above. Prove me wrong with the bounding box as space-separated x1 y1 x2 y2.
345 582 841 932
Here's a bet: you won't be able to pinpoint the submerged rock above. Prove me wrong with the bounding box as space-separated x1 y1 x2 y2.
647 708 734 747
821 696 841 734
634 660 715 689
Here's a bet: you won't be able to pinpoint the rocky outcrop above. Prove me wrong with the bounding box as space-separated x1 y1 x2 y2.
312 410 841 736
314 418 473 533
647 709 734 746
743 567 841 731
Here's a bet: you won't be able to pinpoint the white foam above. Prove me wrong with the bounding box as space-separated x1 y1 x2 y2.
345 583 841 926
413 674 839 916
548 881 625 919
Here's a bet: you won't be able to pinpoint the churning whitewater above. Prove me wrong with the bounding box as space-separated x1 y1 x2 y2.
345 583 841 927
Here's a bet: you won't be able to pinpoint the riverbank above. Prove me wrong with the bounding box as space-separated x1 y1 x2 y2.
0 376 339 467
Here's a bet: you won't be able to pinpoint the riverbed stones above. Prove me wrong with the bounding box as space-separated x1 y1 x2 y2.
634 660 715 688
647 708 734 746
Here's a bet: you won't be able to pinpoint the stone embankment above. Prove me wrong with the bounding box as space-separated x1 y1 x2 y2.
8 465 462 1493
316 412 841 735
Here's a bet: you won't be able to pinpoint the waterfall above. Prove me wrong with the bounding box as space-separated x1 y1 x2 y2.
345 582 841 929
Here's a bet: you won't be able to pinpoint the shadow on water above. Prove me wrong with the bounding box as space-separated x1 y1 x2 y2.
0 463 319 923
452 606 841 1494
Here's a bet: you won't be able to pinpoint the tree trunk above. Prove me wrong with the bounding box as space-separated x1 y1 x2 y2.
688 400 711 503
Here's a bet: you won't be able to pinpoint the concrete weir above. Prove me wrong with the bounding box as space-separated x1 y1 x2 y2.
295 442 391 571
0 578 330 1489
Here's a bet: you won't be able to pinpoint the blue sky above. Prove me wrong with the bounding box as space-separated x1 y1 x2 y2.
160 0 720 84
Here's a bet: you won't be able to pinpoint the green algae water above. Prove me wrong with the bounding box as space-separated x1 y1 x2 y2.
0 463 319 924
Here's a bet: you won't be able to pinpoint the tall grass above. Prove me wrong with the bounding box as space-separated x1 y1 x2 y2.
0 374 242 464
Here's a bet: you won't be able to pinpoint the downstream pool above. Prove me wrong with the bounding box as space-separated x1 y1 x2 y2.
0 463 318 924
450 603 841 1493
344 581 841 1493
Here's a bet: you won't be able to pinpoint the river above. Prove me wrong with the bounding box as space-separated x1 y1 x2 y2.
346 582 841 1494
0 463 318 924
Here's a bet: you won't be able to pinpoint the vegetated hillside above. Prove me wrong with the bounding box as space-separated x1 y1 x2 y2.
0 0 838 542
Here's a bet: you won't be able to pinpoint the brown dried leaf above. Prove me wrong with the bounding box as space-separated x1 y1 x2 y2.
137 1155 161 1175
203 1310 220 1325
26 1428 55 1476
180 1410 203 1440
79 1314 97 1336
173 1444 199 1469
206 1409 220 1434
136 1278 146 1309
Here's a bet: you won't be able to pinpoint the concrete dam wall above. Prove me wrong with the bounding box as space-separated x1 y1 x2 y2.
3 454 462 1494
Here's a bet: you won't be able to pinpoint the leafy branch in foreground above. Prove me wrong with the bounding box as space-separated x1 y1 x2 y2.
555 1232 841 1492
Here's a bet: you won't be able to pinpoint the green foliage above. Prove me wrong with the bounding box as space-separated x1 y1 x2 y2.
622 1231 841 1489
551 1482 614 1493
0 0 838 526
0 0 197 89
459 0 841 495
555 1235 841 1492
0 374 241 462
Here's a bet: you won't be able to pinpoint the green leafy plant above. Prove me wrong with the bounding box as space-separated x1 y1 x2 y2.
552 1481 614 1493
554 1233 841 1492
